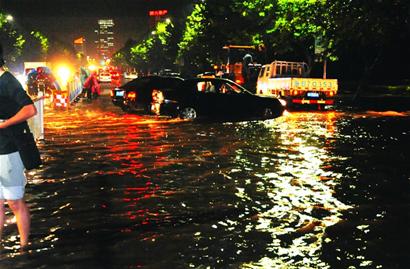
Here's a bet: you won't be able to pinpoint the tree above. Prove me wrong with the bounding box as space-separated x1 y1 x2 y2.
238 0 334 75
128 19 177 74
324 0 410 86
0 12 25 67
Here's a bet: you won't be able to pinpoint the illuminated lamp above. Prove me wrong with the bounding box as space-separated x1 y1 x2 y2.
235 78 244 85
127 92 137 99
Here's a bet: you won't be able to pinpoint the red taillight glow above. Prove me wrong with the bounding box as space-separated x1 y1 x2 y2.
235 79 243 85
127 92 136 99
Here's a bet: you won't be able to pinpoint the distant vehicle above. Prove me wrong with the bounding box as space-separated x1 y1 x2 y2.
257 61 338 109
110 71 121 81
26 66 60 98
111 87 127 111
24 61 50 76
151 77 285 120
158 69 181 77
221 45 262 90
98 72 111 83
124 70 138 80
111 76 184 113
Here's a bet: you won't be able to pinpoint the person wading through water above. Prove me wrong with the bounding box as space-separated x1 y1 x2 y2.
0 44 37 248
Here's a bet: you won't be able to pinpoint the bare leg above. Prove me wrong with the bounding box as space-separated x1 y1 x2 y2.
0 200 5 242
7 199 30 247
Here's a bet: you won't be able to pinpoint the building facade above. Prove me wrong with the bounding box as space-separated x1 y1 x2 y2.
95 19 115 61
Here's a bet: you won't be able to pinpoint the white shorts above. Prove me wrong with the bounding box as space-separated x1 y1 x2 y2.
0 151 26 200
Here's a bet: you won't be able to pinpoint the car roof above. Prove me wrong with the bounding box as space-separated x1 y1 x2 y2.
184 77 235 83
182 77 252 93
120 75 184 90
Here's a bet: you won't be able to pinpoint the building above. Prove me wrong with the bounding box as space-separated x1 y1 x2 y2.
95 19 115 61
74 37 86 55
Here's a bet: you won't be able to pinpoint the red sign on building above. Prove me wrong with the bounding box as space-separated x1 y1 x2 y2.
149 9 168 17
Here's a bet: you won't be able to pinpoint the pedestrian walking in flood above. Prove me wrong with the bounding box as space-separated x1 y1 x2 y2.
0 44 37 249
83 71 101 100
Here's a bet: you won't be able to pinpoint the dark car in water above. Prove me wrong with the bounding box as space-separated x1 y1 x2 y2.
111 76 184 112
152 78 285 120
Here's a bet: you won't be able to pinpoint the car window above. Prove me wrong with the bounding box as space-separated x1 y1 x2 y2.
219 82 242 94
196 81 217 93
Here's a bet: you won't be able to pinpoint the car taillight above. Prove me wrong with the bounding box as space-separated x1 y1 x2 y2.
235 79 243 85
127 92 136 99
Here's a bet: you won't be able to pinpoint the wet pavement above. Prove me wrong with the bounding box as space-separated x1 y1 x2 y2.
1 87 410 268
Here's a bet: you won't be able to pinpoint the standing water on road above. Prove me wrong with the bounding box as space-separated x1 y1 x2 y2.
1 95 410 268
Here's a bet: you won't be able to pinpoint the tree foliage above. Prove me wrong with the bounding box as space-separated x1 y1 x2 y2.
0 13 25 64
323 0 410 82
127 20 177 73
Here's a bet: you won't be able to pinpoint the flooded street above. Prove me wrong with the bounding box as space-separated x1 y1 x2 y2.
2 88 410 268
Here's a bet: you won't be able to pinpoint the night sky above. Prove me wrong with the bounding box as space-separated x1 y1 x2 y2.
2 0 193 54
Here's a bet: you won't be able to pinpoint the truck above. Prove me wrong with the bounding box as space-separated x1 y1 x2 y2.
256 61 338 109
221 45 262 91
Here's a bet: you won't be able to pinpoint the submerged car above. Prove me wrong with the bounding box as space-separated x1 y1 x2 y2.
111 76 184 112
152 78 285 120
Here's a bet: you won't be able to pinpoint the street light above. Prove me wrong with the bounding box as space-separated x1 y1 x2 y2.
6 14 13 22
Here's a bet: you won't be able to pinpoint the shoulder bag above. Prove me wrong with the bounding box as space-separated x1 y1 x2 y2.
11 123 42 170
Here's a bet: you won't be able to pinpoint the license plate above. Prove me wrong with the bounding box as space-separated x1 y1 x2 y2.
307 92 319 98
115 91 124 97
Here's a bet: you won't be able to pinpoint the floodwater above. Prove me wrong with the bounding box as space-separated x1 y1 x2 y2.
1 90 410 268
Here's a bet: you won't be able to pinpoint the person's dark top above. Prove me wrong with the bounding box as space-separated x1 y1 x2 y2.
0 71 34 154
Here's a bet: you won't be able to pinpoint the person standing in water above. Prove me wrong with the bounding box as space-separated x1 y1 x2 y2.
0 45 37 248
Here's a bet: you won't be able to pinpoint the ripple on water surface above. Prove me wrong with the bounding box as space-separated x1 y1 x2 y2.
2 99 410 268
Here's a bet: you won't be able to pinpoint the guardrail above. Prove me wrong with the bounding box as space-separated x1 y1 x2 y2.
53 75 83 108
68 75 83 103
26 73 83 139
27 96 45 140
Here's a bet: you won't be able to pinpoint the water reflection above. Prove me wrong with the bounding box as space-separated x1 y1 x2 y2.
231 112 350 268
2 96 410 268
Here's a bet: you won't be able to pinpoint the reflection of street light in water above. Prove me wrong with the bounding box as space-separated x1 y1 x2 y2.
240 111 351 268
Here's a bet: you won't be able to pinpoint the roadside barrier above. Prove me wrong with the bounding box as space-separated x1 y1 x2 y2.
28 96 45 140
52 75 83 108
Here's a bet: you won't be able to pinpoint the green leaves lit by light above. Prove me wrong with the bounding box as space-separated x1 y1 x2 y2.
156 21 172 45
14 34 26 55
129 18 174 66
239 0 275 18
130 37 153 63
0 13 12 27
251 34 263 46
178 3 206 55
31 31 49 54
0 12 27 60
273 0 324 36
